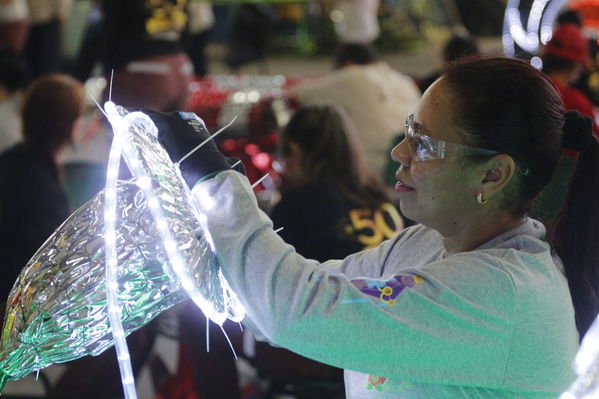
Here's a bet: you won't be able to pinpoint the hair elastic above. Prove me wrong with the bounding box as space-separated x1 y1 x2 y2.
563 110 596 152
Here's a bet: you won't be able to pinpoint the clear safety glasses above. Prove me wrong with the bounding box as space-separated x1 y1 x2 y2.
403 113 500 162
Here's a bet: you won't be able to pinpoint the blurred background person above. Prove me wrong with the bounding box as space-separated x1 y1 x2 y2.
0 73 83 309
72 0 103 83
271 103 405 260
416 31 480 93
557 8 583 27
556 9 599 110
101 0 193 111
226 4 275 73
542 22 599 138
574 35 599 108
288 43 421 179
0 48 29 153
25 0 73 77
184 0 214 77
331 0 380 45
0 0 28 53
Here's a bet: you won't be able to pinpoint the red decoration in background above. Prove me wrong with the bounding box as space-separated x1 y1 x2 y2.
569 0 599 35
218 137 279 192
184 76 290 191
185 79 231 131
154 343 200 399
252 152 272 171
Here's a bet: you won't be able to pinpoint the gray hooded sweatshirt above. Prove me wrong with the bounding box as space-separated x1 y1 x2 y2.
191 171 579 398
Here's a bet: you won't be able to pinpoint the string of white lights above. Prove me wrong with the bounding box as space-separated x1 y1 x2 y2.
103 105 137 399
540 0 568 43
502 0 567 57
102 102 247 396
106 104 244 326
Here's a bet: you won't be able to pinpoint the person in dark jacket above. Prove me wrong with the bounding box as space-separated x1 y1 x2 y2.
0 73 83 302
100 0 193 111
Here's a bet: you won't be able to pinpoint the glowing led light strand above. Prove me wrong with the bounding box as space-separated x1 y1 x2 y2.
503 0 545 54
69 91 138 397
106 104 239 326
528 0 548 33
502 0 567 57
100 103 247 397
103 107 137 399
540 0 568 43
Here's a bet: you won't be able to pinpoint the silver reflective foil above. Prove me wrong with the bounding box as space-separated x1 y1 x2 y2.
0 106 242 386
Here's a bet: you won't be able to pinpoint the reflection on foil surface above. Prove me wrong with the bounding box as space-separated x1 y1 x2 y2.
0 105 243 386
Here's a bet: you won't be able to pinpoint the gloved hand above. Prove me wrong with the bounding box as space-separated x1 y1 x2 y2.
141 110 233 188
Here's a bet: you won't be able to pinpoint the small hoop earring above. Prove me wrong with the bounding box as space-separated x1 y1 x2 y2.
476 192 488 205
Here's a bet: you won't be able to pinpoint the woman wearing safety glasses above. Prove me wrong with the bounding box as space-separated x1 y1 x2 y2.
146 56 599 398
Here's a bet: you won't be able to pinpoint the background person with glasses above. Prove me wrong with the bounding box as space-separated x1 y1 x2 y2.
144 55 599 398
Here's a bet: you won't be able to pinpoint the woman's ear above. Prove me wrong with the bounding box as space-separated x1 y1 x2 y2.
479 154 517 199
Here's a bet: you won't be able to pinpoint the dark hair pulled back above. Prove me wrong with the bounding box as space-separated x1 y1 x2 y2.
444 56 564 216
444 56 599 336
553 110 599 335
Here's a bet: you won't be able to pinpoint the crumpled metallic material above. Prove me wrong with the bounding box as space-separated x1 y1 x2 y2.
0 105 243 389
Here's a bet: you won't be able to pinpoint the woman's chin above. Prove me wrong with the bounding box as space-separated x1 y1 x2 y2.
399 203 420 225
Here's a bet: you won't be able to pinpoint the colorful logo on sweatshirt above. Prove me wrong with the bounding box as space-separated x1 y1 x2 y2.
366 375 414 393
351 274 423 306
367 374 387 391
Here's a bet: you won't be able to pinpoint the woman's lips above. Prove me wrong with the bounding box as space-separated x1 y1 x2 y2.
395 177 415 192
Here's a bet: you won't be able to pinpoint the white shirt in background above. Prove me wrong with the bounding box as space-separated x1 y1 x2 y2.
0 0 28 23
0 96 22 154
334 0 380 44
289 61 421 177
26 0 72 23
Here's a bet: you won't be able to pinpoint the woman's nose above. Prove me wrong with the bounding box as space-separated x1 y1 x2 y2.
390 138 411 165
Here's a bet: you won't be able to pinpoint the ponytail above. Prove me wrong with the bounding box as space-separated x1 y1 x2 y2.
551 111 599 336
